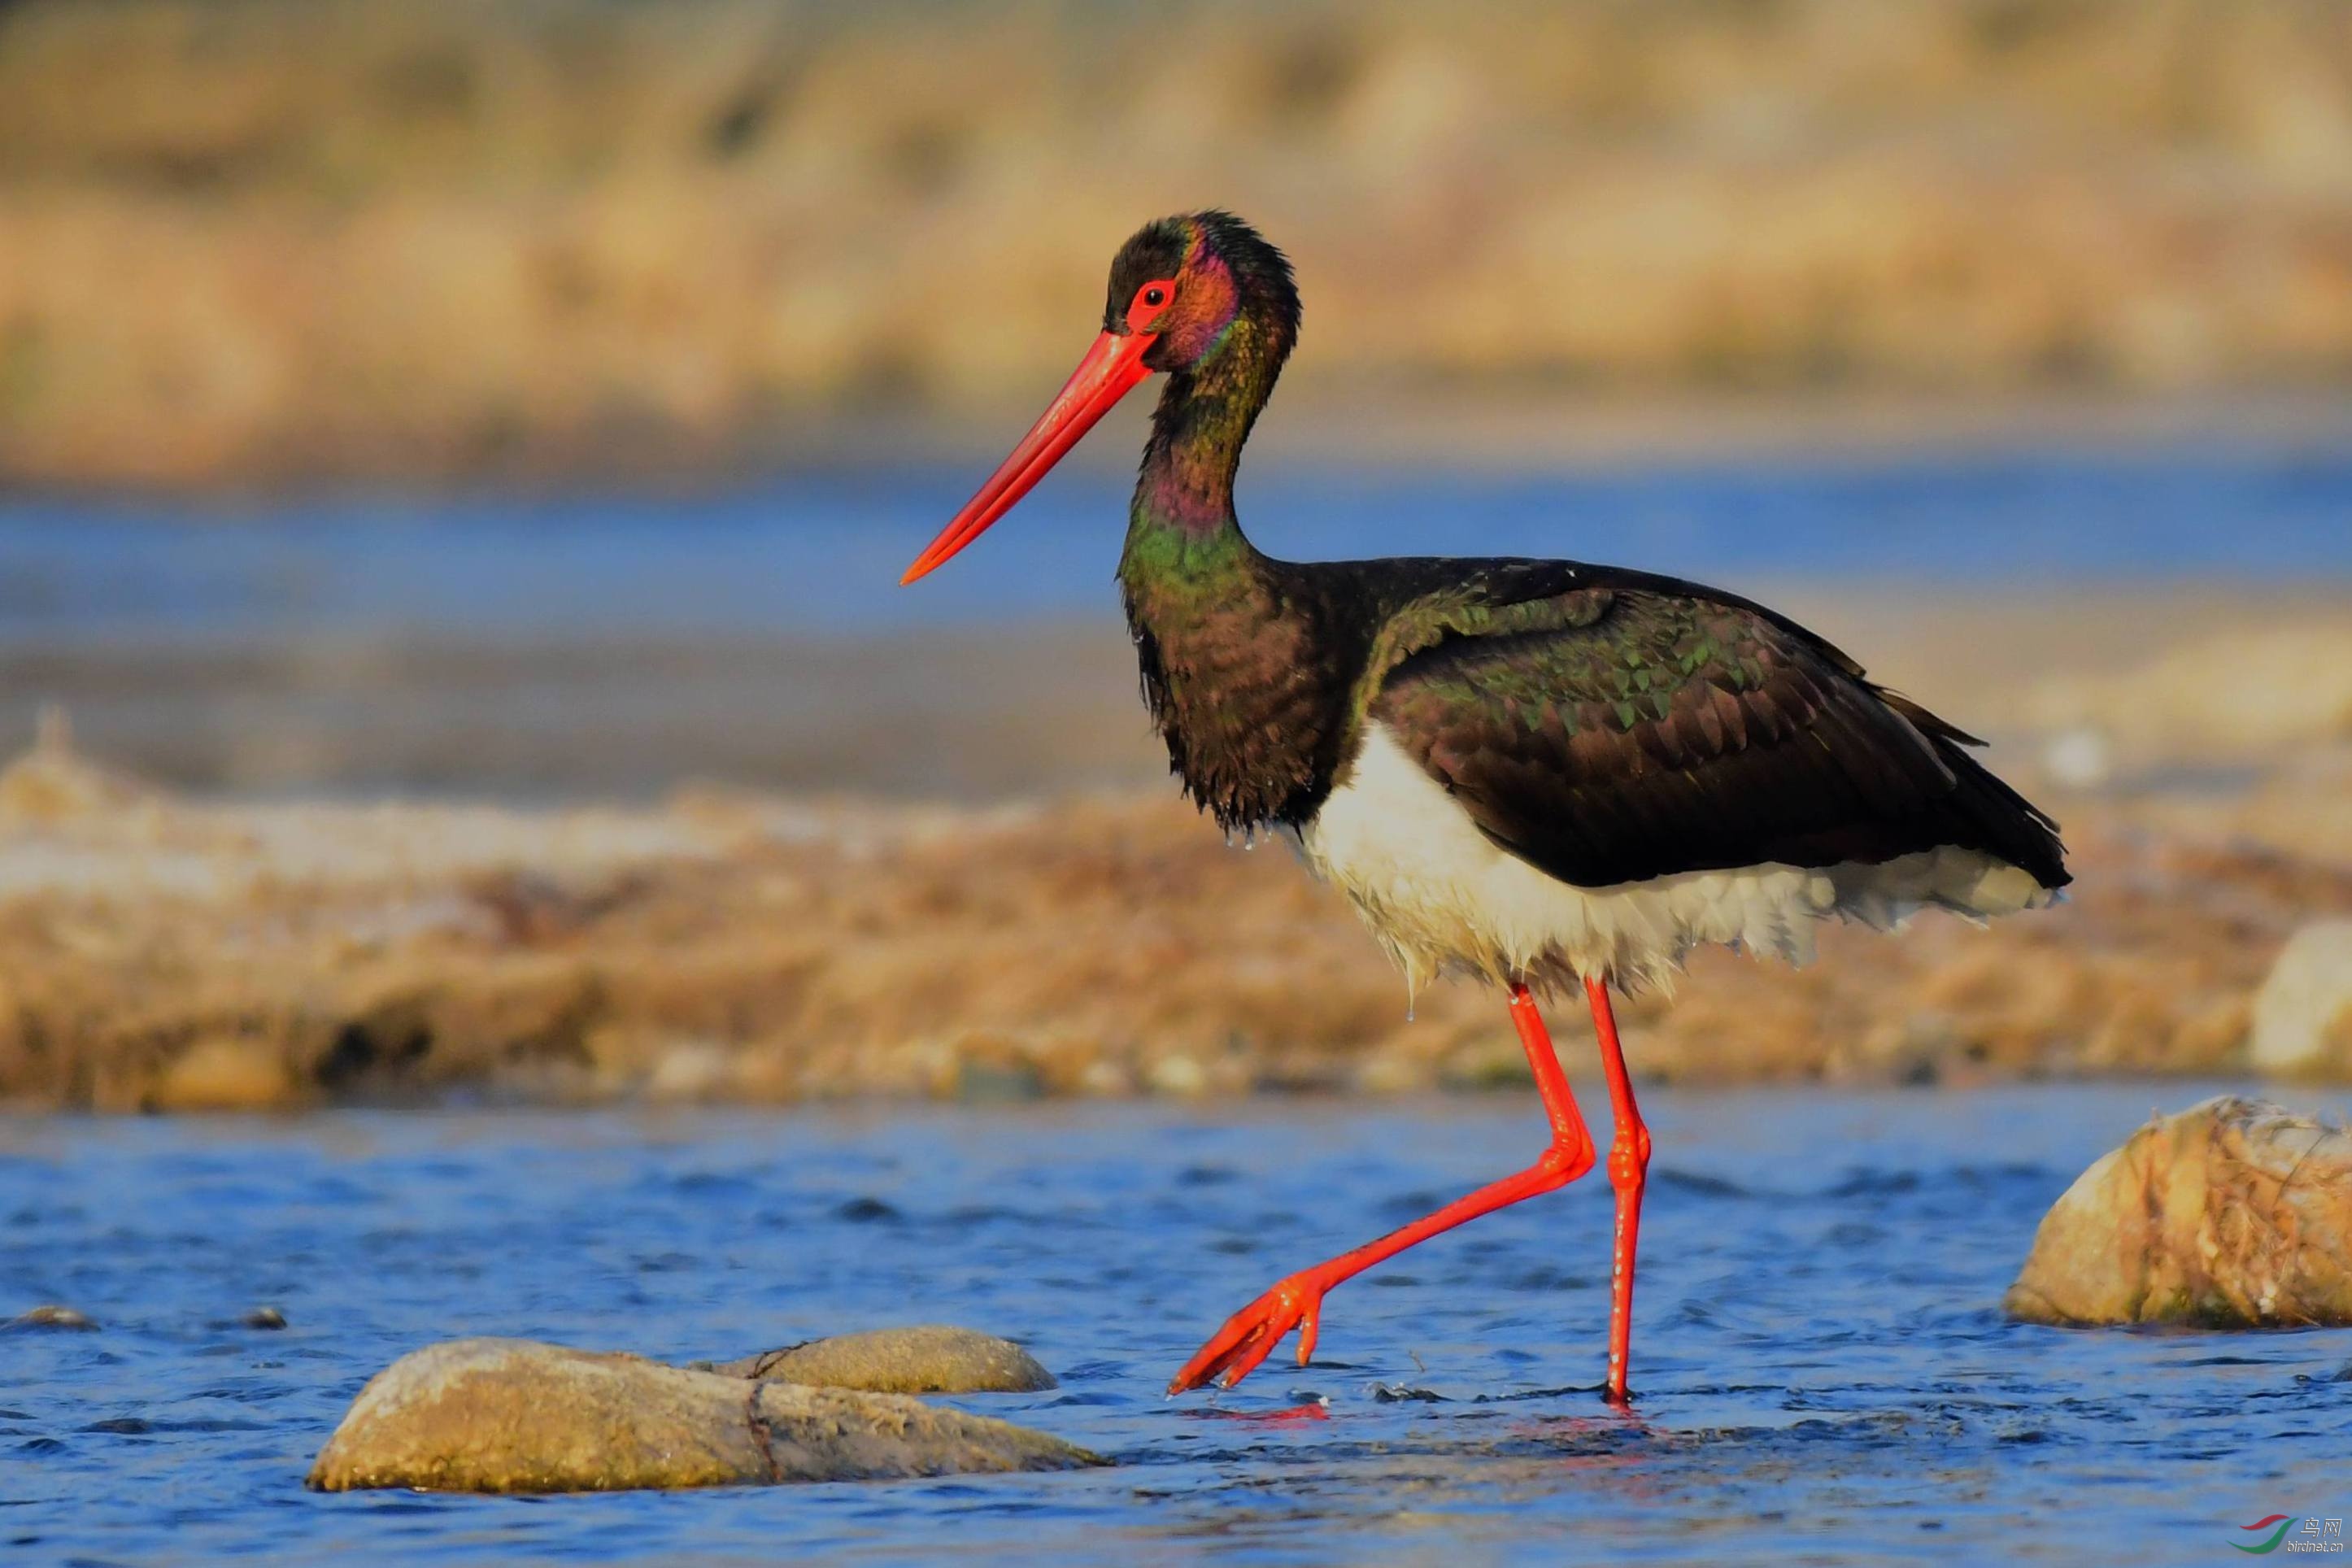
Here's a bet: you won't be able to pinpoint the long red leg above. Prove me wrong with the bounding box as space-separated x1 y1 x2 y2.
1586 973 1650 1406
1169 982 1597 1393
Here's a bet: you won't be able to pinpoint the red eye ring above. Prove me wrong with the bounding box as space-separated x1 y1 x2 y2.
1126 277 1177 332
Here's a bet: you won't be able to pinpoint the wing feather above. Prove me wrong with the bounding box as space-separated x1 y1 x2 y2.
1363 577 2067 890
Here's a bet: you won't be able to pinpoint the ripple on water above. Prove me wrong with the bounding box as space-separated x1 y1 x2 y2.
0 1082 2345 1563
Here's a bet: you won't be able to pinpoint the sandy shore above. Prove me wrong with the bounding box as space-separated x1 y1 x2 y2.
2 592 2346 1112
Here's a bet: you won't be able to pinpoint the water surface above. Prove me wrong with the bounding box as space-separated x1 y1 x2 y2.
4 1082 2347 1563
6 446 2348 799
3 447 2349 648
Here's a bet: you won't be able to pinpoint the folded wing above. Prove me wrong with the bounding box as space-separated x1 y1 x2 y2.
1359 564 2069 891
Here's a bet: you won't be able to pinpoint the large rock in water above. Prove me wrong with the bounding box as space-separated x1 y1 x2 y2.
2006 1096 2352 1327
308 1338 1098 1493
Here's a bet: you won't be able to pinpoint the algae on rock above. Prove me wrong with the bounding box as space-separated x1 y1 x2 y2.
2006 1096 2352 1328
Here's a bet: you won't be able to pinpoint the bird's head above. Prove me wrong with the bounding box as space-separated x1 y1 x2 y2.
1104 210 1300 379
900 211 1297 584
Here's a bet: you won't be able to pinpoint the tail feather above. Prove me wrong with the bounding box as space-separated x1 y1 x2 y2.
1877 687 2069 891
1932 733 2070 891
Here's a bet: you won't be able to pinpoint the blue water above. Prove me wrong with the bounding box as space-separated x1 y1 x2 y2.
5 1083 2349 1564
2 446 2349 648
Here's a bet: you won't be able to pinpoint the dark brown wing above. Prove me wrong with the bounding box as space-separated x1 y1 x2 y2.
1361 568 2069 890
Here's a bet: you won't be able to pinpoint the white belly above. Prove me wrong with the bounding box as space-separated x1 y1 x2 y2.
1294 721 2051 995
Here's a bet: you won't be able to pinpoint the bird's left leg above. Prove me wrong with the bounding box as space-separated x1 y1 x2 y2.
1169 983 1596 1393
1586 973 1650 1406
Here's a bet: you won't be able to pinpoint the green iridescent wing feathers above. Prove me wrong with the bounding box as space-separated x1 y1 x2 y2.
1355 564 2069 890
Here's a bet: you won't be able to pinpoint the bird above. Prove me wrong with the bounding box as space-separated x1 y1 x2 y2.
899 211 2068 1406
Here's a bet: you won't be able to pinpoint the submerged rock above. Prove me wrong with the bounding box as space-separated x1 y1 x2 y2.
308 1338 1097 1493
699 1326 1056 1394
7 1304 96 1331
2006 1096 2352 1327
2251 922 2352 1078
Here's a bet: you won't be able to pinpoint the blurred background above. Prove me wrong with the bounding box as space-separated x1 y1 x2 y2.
0 0 2348 1110
6 0 2352 484
7 12 2350 1555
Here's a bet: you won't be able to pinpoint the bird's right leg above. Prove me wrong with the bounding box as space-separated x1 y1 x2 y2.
1585 973 1650 1407
1167 982 1598 1393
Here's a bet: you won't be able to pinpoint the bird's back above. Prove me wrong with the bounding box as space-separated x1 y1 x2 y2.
1304 554 2070 893
1210 552 2072 991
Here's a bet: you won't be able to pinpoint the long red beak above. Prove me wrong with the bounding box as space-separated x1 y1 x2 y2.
899 329 1156 584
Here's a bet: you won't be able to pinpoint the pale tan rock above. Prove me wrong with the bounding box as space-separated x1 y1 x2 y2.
701 1326 1056 1394
2006 1096 2352 1327
2251 922 2352 1078
307 1338 1098 1493
8 1304 96 1331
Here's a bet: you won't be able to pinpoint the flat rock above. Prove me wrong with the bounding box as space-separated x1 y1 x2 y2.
700 1325 1056 1394
308 1338 1099 1493
2006 1095 2352 1327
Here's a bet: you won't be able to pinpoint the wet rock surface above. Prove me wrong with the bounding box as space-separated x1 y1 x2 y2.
2006 1095 2352 1327
307 1337 1098 1494
697 1326 1056 1394
7 1304 95 1331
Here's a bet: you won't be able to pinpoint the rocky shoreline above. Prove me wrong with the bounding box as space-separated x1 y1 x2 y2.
2 699 2346 1113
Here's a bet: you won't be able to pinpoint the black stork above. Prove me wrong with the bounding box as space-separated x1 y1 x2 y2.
899 211 2069 1405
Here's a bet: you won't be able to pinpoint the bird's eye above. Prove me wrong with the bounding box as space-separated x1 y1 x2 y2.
1125 277 1177 331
